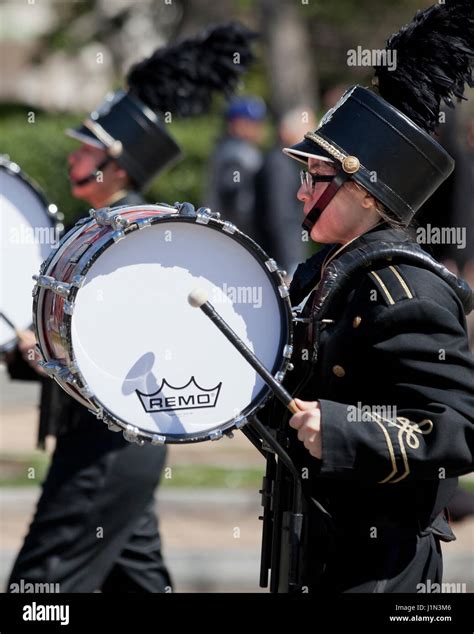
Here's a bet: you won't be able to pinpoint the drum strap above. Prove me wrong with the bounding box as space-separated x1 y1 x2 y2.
310 240 473 321
73 157 112 187
302 170 351 233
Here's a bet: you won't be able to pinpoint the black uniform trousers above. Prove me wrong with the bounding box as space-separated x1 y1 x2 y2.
8 416 171 593
8 191 171 593
301 505 444 593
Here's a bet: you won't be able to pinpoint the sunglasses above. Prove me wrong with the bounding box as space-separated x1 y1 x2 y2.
300 169 335 190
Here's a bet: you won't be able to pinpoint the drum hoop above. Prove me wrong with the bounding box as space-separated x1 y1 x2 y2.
36 208 294 444
1 157 60 354
0 156 60 228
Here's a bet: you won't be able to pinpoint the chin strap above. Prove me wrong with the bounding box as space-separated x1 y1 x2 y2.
72 157 112 187
302 169 351 233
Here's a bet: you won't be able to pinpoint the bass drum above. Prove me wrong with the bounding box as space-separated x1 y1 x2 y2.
33 204 293 444
0 156 62 353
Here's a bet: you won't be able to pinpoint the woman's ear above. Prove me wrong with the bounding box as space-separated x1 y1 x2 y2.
112 163 130 185
362 193 376 209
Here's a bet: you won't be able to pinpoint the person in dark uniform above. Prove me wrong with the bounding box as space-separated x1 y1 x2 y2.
255 106 316 276
258 0 473 593
6 23 256 593
7 142 174 594
206 96 266 240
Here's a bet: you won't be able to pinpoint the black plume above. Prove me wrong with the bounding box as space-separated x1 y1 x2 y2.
127 22 257 118
373 0 473 133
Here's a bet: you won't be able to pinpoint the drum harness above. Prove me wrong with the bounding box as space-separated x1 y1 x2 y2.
246 240 473 593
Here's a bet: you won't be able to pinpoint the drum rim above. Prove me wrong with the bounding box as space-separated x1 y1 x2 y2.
35 207 294 444
1 156 61 354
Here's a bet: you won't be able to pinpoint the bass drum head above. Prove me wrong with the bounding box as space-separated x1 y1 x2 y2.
0 165 54 351
71 219 289 441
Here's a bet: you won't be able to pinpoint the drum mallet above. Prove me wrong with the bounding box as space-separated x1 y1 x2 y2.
0 311 25 342
188 289 300 414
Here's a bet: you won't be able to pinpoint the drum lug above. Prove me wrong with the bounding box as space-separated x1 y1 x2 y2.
196 211 210 224
176 201 197 218
283 344 293 359
278 284 289 299
274 371 285 383
104 415 122 432
209 430 223 441
89 207 110 223
123 425 144 445
196 207 220 224
39 360 76 384
222 221 236 235
151 434 166 445
90 207 130 232
136 217 152 230
33 275 72 300
233 415 248 429
265 259 278 272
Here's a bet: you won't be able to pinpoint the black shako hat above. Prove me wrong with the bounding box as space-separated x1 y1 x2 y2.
284 0 473 225
67 23 256 190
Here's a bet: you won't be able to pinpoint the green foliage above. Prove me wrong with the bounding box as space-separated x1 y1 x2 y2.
0 106 225 223
147 114 223 209
0 107 86 222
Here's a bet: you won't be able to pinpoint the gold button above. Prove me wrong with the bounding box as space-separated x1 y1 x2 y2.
332 365 346 378
342 156 360 173
352 316 362 328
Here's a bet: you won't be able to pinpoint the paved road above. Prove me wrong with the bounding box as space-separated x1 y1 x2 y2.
1 487 473 593
1 365 472 593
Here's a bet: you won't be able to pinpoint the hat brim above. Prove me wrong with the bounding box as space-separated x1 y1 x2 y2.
283 137 335 166
65 127 105 150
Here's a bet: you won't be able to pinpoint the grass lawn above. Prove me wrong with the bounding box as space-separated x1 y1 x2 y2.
0 453 263 488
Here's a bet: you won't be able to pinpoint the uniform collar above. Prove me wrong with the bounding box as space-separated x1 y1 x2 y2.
290 222 413 306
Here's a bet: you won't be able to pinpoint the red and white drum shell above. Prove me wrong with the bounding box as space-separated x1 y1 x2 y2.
34 205 173 410
33 204 293 445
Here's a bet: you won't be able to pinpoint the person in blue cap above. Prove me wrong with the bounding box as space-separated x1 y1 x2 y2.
206 96 266 239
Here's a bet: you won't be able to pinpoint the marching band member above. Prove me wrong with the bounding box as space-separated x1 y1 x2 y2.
6 23 255 593
266 0 473 592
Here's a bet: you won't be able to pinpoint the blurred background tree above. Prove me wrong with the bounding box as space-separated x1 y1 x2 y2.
0 0 433 223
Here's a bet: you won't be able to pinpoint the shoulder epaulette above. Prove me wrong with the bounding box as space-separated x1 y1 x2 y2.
368 264 414 306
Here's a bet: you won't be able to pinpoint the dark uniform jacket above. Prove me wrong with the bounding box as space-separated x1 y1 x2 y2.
206 135 263 240
7 191 145 447
267 224 474 549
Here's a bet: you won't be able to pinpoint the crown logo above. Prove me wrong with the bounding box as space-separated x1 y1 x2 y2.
136 377 222 414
